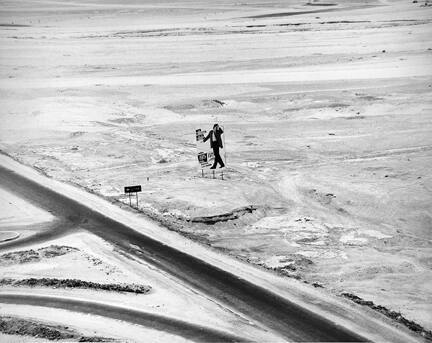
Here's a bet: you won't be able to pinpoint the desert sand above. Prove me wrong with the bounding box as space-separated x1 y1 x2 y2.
1 0 431 341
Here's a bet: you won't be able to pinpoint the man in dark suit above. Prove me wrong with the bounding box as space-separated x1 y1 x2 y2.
203 124 225 169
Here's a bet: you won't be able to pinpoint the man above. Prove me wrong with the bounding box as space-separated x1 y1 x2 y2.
203 123 225 169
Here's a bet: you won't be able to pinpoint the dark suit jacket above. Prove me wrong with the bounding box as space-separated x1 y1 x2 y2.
204 128 223 149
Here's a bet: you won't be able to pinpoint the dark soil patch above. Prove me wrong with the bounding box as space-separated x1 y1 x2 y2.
344 115 365 120
0 278 151 294
0 316 113 341
265 255 314 280
304 3 337 6
296 237 319 244
246 8 337 19
109 117 136 124
212 99 225 106
328 103 350 108
0 245 78 265
320 20 369 24
341 293 432 339
190 205 258 224
358 95 384 101
0 24 31 27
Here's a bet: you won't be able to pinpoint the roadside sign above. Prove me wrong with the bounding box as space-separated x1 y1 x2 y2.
124 185 142 193
124 185 142 208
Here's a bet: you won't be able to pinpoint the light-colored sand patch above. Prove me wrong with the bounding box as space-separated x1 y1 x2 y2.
359 229 393 240
0 188 54 228
340 232 369 246
297 250 342 259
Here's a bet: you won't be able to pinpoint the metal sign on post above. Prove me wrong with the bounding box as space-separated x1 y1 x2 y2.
124 185 142 208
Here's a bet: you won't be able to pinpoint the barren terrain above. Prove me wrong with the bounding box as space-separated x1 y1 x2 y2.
1 0 431 341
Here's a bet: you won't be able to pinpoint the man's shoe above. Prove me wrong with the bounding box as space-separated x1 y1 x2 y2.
210 166 216 169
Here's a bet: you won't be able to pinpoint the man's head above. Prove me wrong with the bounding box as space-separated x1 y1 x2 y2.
213 123 219 130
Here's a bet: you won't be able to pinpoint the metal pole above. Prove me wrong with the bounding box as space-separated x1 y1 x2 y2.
212 170 215 179
221 171 224 180
222 125 227 167
136 192 138 208
202 169 204 178
128 193 131 207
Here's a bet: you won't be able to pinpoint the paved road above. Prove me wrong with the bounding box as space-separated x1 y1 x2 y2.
0 166 366 342
0 293 246 342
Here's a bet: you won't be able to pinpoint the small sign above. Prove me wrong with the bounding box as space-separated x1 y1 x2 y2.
196 129 205 142
198 152 208 164
124 185 142 193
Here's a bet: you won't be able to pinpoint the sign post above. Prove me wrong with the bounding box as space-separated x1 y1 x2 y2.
124 185 142 209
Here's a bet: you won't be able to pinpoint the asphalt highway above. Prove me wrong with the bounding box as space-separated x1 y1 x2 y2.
0 293 247 342
0 166 367 342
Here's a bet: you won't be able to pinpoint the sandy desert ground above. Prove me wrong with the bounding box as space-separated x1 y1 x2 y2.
1 0 432 341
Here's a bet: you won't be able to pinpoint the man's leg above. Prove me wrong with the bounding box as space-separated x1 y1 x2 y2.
211 147 218 169
214 148 225 168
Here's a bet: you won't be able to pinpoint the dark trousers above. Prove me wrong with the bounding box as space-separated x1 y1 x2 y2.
211 147 225 168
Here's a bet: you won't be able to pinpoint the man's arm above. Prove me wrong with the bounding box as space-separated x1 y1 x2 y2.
217 128 224 148
203 131 211 142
